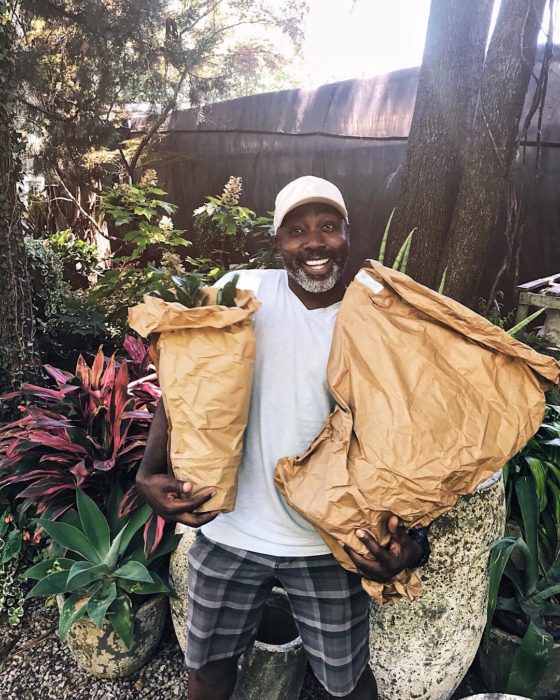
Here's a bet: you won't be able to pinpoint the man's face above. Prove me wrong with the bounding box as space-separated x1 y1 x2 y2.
276 203 350 294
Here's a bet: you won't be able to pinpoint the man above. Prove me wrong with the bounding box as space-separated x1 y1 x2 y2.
136 176 427 700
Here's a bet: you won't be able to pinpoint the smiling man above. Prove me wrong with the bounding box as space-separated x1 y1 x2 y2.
136 176 426 700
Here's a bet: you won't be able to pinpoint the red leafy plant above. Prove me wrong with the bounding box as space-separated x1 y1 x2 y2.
0 337 165 555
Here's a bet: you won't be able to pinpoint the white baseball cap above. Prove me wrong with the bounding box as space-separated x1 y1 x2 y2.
273 176 348 232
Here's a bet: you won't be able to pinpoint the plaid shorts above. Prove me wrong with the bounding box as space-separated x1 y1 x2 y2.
186 532 370 697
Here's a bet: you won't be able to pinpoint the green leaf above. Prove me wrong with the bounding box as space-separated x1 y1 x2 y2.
0 529 22 564
103 504 151 569
515 476 540 593
107 595 134 649
437 268 448 294
113 561 153 583
27 570 71 598
525 457 548 511
486 538 518 638
58 593 90 641
76 489 110 560
23 558 75 580
67 562 109 591
117 570 171 596
146 532 182 565
506 623 554 696
392 228 416 272
87 583 117 629
61 508 84 532
508 307 546 336
106 484 124 536
37 518 100 563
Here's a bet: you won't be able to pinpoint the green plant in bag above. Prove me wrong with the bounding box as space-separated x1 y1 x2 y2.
150 273 240 308
24 489 180 649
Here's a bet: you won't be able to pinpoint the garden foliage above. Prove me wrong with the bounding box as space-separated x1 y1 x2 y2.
0 340 164 556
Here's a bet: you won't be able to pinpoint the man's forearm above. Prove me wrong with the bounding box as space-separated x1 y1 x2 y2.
137 399 169 480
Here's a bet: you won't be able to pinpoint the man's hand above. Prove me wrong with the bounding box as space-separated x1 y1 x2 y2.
343 515 423 583
136 473 220 528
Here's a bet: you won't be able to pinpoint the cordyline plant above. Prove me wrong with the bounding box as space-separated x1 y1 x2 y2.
0 337 165 555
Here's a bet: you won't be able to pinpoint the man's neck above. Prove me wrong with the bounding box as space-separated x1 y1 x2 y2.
286 277 346 310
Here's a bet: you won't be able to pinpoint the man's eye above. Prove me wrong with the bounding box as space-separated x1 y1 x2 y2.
289 227 305 236
321 222 336 231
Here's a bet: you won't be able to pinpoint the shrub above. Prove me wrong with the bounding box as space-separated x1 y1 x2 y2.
0 340 164 555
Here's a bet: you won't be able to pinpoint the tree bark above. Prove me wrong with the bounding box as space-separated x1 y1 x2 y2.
442 0 547 306
388 0 494 287
0 3 37 418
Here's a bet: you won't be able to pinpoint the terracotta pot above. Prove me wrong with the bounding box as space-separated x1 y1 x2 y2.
478 625 560 700
369 475 506 700
57 593 167 679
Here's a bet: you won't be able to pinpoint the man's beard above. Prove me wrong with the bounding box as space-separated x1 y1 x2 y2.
284 255 345 293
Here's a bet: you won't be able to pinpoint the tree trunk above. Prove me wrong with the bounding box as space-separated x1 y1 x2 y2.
441 0 547 307
0 3 37 418
388 0 494 287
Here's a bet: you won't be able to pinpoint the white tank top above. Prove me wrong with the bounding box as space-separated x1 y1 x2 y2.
201 269 339 555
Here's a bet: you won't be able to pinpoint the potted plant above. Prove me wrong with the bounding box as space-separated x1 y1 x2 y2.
479 475 560 699
24 488 180 678
0 340 164 556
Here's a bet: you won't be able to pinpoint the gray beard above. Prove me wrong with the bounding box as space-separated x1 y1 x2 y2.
285 260 344 293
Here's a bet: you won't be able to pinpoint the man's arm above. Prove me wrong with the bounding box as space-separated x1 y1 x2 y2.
136 400 220 527
343 516 428 583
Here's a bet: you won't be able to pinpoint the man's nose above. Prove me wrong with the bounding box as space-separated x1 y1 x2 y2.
303 227 327 247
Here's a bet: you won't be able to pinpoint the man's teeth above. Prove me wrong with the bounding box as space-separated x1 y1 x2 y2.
305 258 330 266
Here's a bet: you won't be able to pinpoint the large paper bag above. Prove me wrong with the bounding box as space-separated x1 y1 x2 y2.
275 261 560 605
129 288 260 513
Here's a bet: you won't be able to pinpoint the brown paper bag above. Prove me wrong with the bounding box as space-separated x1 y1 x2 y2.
275 261 560 605
129 288 260 513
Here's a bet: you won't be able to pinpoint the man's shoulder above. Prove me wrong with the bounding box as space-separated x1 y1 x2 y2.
214 268 285 295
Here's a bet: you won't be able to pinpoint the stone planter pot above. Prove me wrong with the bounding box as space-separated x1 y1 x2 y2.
170 527 307 700
369 475 506 700
478 625 560 700
56 593 167 679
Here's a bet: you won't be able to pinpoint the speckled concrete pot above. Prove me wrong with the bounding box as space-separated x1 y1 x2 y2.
478 625 560 700
169 524 197 653
369 476 506 700
56 593 167 679
460 695 530 699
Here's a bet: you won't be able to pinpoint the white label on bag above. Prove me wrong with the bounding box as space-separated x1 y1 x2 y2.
355 269 384 294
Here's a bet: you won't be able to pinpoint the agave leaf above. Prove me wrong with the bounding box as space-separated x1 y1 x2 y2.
27 570 70 598
146 531 182 565
67 562 109 591
506 623 554 696
87 582 117 629
117 570 172 596
103 504 151 569
76 489 111 560
58 592 90 641
36 518 101 564
106 595 134 649
23 558 75 580
113 560 153 583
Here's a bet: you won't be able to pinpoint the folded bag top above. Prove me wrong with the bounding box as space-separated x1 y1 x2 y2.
275 261 560 605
